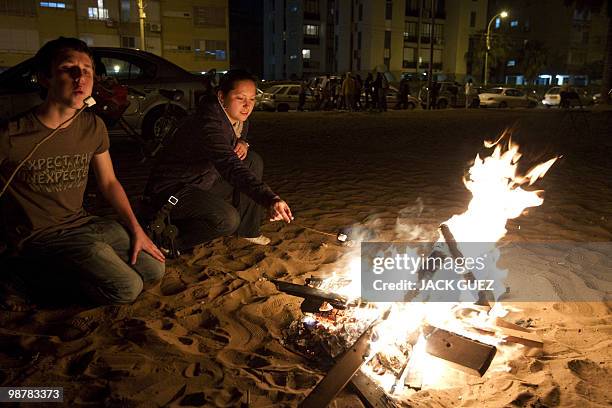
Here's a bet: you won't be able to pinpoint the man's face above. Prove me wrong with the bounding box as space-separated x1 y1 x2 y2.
219 80 257 123
40 49 94 109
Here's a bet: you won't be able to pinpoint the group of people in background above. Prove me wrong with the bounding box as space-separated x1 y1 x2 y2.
297 71 412 112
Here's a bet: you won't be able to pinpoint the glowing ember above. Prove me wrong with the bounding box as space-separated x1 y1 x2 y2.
287 135 558 401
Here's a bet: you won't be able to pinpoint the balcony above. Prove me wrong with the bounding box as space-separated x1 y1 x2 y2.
403 61 417 68
304 36 320 45
304 12 320 20
303 60 320 69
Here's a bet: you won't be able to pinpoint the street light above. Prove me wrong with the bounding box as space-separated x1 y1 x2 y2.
484 11 508 86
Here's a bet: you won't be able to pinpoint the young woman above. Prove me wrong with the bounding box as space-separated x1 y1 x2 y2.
145 70 293 251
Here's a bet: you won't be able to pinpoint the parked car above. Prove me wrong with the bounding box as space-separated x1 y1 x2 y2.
592 88 611 104
0 47 208 139
418 81 480 109
365 86 420 109
478 87 538 108
260 83 314 111
542 86 590 108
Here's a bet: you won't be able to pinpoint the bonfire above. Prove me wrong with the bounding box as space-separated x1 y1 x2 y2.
277 133 559 406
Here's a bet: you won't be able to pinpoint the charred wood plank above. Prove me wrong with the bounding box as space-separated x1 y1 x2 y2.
349 370 399 408
300 309 391 408
271 279 348 310
423 325 497 377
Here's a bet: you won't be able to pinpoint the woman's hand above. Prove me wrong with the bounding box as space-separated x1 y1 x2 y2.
130 225 166 264
269 199 293 223
234 140 249 160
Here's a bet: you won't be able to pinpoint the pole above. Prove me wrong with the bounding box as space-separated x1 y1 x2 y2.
484 13 500 86
137 0 146 51
427 0 435 109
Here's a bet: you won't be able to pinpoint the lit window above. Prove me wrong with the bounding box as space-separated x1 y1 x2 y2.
507 60 516 67
304 24 319 37
495 17 500 28
40 2 67 8
510 20 518 27
302 49 311 59
290 54 298 60
88 0 109 20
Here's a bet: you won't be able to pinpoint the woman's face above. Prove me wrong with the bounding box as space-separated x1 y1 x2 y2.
218 80 257 123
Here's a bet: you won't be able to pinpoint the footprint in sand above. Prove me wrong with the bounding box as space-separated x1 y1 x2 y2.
568 359 611 402
160 267 187 296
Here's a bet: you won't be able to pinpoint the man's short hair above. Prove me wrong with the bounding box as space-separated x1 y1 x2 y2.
33 37 94 79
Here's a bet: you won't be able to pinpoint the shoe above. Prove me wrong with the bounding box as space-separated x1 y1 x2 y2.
243 235 271 245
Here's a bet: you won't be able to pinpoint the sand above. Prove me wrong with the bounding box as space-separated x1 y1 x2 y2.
1 108 611 407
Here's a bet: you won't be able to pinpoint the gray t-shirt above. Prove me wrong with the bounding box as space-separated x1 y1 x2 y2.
0 109 109 247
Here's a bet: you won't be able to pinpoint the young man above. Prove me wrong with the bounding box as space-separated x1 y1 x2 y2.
0 37 165 306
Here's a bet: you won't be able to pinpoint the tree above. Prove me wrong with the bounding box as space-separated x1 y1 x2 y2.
465 30 513 85
520 40 549 84
565 0 611 103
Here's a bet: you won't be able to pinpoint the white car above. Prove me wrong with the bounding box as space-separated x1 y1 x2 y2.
479 87 538 108
260 84 314 111
543 86 589 107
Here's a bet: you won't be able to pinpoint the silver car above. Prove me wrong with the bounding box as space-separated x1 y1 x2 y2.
260 84 314 111
478 87 538 108
0 47 208 139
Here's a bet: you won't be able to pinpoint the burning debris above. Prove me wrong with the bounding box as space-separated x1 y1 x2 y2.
276 136 556 406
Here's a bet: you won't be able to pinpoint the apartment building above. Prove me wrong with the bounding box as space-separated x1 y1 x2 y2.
263 0 488 81
489 0 608 86
0 0 230 73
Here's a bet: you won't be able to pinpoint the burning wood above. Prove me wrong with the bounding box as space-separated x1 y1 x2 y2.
281 137 557 405
422 325 497 377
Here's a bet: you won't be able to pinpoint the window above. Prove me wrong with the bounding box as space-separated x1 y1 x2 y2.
385 0 392 20
121 36 136 48
304 24 319 37
88 0 108 20
404 21 417 42
195 39 227 60
384 30 391 49
193 6 226 27
120 0 130 22
510 20 518 27
100 57 143 80
421 23 431 43
507 59 516 67
405 0 419 16
357 31 362 49
403 47 415 62
302 49 311 59
40 2 66 8
470 11 476 27
287 86 299 95
582 31 589 44
0 0 37 16
358 3 362 20
304 0 319 16
433 24 443 44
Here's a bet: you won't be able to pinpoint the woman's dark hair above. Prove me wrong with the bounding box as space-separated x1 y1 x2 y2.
34 37 95 79
217 69 257 95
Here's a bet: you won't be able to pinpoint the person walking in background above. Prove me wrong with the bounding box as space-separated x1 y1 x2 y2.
364 73 374 109
354 74 363 111
398 76 411 109
429 79 440 110
320 74 331 110
297 80 308 111
341 72 356 111
465 79 474 109
376 72 388 112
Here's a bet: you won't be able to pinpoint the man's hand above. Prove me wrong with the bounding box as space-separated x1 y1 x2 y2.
269 199 293 223
234 140 249 160
130 225 166 265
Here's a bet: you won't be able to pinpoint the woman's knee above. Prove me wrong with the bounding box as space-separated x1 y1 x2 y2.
216 207 240 236
245 150 264 177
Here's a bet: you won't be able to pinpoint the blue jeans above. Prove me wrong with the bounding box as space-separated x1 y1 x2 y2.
20 217 165 305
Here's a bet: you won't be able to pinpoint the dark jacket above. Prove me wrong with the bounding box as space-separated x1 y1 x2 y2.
145 96 278 207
